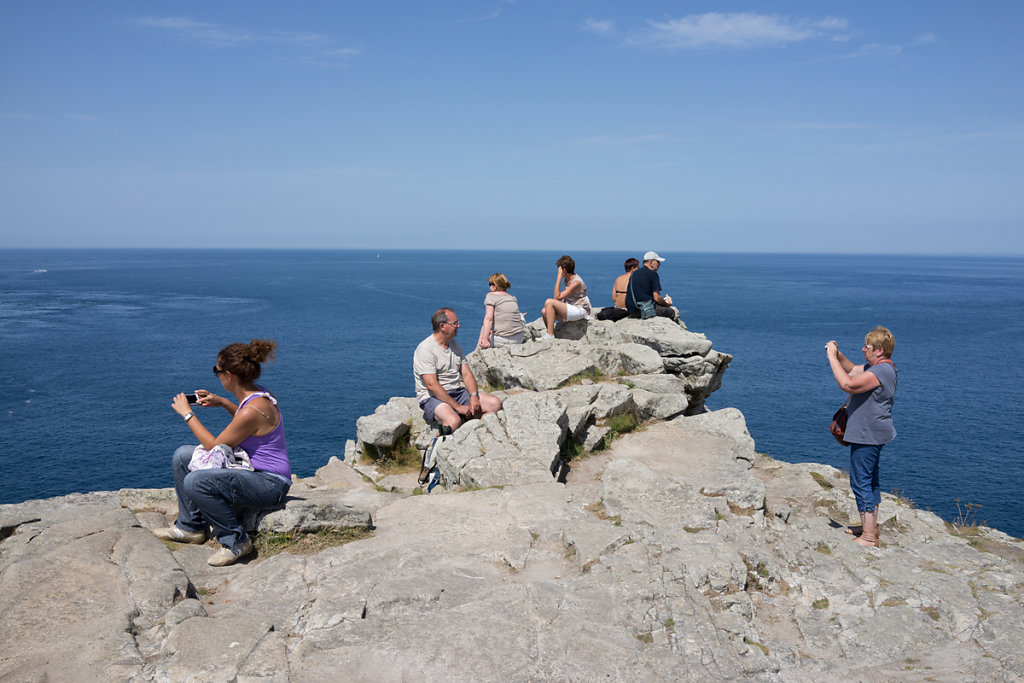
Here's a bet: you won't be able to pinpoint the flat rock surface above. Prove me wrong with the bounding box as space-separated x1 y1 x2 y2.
2 409 1022 681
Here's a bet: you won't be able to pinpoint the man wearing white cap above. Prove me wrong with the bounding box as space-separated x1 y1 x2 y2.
625 251 675 320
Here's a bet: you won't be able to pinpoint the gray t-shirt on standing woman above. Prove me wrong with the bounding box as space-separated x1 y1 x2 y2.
844 361 897 445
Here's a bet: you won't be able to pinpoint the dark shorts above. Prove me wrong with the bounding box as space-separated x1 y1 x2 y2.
595 307 629 322
419 387 471 423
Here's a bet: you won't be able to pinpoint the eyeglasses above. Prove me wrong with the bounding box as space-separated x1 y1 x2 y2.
212 365 227 375
863 344 875 350
442 320 460 328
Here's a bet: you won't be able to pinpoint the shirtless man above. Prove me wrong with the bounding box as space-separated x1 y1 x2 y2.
596 257 639 322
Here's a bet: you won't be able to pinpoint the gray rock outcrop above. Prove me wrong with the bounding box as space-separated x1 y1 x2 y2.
3 410 1023 681
346 315 730 490
2 321 1022 681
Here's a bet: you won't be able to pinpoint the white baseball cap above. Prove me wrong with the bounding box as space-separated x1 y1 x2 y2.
643 251 665 262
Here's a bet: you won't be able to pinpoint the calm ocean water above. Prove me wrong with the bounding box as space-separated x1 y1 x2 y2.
1 249 1022 538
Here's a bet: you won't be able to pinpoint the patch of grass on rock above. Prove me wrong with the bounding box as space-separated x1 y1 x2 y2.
809 472 833 490
607 411 639 436
253 527 373 558
558 367 605 388
361 437 422 474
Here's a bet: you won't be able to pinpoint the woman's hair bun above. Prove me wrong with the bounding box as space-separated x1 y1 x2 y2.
247 339 278 364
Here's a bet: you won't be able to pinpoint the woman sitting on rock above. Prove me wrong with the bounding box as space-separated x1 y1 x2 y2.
825 327 897 548
153 339 291 566
541 255 592 339
477 272 525 348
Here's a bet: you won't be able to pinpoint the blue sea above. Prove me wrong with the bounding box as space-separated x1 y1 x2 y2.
1 250 1022 539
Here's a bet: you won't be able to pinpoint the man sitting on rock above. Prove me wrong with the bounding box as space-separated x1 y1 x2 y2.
414 307 502 432
626 251 676 320
595 257 638 322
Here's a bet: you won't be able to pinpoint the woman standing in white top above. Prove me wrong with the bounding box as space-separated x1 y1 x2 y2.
541 255 591 339
477 272 525 348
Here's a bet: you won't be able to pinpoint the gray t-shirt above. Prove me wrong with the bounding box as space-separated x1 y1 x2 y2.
844 361 897 445
413 335 466 401
485 291 524 337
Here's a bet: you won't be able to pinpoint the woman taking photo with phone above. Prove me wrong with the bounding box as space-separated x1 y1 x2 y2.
825 326 897 548
152 339 290 566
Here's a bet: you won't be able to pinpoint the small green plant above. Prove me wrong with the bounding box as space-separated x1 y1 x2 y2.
891 489 917 509
809 472 833 490
558 367 605 388
683 526 707 534
811 597 829 610
743 636 770 657
361 436 422 474
952 499 983 531
253 527 372 558
922 606 940 621
607 411 639 436
412 487 424 496
559 437 586 461
815 542 832 556
585 500 622 525
880 597 907 607
663 618 675 630
635 632 653 644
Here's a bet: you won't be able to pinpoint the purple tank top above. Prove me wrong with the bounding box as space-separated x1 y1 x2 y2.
237 389 291 480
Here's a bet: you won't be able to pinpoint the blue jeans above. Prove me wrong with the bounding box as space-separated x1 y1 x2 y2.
849 443 883 512
171 445 290 552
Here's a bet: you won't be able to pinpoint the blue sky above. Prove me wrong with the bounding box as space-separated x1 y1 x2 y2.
2 2 1022 254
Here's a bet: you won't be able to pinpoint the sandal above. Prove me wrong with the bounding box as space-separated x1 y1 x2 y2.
844 525 863 536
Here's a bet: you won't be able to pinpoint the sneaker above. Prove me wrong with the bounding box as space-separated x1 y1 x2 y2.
152 526 206 544
540 333 555 340
208 540 254 567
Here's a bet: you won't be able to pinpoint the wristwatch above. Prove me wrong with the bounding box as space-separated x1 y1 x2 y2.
183 412 195 422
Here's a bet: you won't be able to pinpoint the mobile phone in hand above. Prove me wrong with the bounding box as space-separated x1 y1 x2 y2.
185 393 200 405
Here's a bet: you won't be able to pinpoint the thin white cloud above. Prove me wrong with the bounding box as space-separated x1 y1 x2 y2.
135 16 361 65
136 17 253 47
627 12 850 50
583 17 616 36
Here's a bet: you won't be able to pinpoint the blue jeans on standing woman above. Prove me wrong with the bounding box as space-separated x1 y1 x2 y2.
171 445 290 552
849 443 883 513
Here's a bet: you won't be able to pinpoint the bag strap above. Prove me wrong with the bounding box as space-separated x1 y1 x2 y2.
871 358 897 375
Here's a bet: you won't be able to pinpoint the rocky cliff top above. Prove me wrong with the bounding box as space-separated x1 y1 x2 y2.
2 317 1022 681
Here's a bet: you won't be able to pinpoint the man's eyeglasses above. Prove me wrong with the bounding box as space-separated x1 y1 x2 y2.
442 320 460 328
213 365 227 375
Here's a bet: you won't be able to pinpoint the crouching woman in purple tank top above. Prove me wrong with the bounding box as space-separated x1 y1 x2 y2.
153 339 291 567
